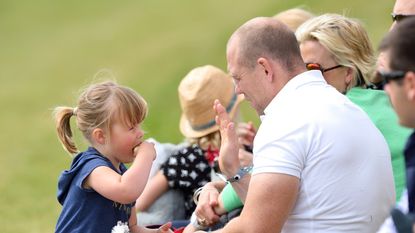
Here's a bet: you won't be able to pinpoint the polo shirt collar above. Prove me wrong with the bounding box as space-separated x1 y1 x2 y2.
261 70 326 119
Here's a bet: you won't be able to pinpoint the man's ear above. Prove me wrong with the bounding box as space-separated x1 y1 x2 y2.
257 57 273 82
91 128 106 145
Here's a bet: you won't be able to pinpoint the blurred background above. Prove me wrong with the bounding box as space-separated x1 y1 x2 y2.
0 0 394 232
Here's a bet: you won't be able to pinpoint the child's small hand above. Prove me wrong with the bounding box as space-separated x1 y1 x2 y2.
238 148 253 167
157 222 173 233
237 121 256 148
133 141 156 161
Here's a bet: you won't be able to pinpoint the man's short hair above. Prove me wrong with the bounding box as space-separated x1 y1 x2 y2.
232 17 303 72
380 17 415 72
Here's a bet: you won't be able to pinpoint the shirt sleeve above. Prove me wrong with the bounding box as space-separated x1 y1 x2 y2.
76 157 112 191
253 115 309 179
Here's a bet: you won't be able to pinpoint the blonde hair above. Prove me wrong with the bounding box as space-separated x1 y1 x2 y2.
188 131 221 151
273 8 315 32
53 80 147 155
296 13 376 88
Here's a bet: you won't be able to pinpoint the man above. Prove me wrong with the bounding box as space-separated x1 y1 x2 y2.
379 17 415 232
373 0 415 87
195 17 394 233
391 0 415 27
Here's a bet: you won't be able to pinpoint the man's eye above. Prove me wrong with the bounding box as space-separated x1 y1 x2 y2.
231 75 239 81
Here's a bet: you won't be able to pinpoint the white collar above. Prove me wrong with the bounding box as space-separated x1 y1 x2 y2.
262 70 326 118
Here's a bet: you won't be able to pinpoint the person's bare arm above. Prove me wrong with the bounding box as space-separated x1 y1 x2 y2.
85 142 156 204
129 206 173 233
214 100 250 203
129 206 141 233
198 172 299 233
135 170 169 211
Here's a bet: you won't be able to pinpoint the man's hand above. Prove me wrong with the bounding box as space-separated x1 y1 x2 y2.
214 99 240 176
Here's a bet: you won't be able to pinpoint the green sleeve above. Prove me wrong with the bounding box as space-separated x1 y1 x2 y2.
220 183 243 212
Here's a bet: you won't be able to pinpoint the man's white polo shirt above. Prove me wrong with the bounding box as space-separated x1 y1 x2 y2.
253 70 395 232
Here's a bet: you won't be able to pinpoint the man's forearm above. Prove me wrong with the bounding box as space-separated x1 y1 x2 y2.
229 175 250 203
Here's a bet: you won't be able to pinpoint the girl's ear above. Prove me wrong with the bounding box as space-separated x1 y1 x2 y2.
91 128 106 145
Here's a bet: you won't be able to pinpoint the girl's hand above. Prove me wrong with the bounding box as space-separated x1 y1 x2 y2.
157 222 173 233
133 141 156 161
237 121 256 148
238 149 253 167
195 185 221 225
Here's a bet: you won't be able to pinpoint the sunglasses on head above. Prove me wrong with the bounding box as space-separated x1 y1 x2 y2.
305 63 344 73
376 70 406 84
391 13 415 22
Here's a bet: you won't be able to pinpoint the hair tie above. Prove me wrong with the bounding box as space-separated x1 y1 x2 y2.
73 107 78 116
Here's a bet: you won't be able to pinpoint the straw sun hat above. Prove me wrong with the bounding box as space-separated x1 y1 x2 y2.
178 65 244 138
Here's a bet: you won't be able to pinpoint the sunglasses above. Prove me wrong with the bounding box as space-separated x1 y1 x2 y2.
305 63 344 73
376 70 406 84
391 13 415 22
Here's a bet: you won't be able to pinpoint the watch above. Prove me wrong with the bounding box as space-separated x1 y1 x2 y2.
226 165 253 183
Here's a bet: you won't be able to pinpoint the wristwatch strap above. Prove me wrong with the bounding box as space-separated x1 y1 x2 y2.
226 165 253 183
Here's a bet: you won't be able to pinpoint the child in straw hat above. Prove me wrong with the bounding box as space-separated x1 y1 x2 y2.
136 65 245 222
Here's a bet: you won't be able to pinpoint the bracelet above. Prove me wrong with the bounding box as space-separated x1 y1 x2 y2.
192 187 204 205
192 186 219 205
226 165 253 183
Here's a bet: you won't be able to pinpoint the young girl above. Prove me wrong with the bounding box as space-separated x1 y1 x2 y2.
53 80 172 233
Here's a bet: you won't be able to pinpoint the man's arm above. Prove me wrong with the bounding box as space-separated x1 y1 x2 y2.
210 172 299 233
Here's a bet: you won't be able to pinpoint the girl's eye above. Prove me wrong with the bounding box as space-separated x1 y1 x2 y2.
129 124 140 131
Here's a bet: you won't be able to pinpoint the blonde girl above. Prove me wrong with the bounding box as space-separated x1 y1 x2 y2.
54 80 172 233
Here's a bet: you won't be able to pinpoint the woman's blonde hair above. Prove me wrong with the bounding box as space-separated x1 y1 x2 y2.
273 8 315 32
296 13 376 88
53 80 147 155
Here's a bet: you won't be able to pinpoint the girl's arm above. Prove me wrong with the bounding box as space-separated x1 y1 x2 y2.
129 206 140 233
85 141 156 204
136 170 169 211
129 207 173 233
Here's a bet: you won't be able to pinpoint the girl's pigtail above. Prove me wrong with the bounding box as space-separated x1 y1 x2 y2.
53 106 78 155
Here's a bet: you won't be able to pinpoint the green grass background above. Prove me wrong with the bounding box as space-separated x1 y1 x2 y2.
0 0 394 232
